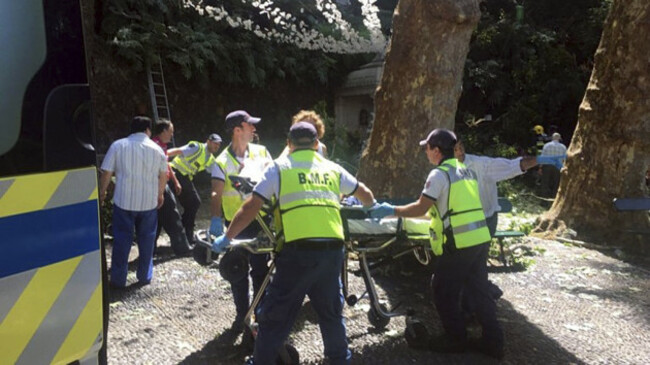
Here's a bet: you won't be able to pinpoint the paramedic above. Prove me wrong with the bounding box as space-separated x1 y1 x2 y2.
212 122 375 364
168 133 222 245
370 128 504 359
209 110 273 331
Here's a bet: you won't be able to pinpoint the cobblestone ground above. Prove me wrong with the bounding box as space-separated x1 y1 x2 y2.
106 213 650 365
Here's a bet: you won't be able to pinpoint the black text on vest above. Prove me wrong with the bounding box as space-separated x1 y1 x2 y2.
298 172 332 186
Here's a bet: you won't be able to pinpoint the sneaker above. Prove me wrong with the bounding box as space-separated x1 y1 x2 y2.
428 334 466 353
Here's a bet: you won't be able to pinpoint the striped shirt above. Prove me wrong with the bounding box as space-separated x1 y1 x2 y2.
462 154 525 217
101 133 167 211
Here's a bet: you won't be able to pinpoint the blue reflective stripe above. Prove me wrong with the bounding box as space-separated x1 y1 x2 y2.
0 200 100 278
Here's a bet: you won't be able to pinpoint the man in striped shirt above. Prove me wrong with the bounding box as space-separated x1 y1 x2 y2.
99 116 168 288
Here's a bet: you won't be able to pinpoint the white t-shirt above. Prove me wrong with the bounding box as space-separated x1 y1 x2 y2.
253 154 358 202
210 145 273 184
421 167 451 227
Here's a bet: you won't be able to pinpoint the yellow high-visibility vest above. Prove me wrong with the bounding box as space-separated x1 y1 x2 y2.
215 143 268 221
170 141 214 178
277 150 344 243
429 159 491 254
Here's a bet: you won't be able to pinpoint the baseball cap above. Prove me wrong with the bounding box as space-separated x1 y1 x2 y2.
208 133 222 143
419 128 457 149
289 121 318 147
225 110 261 130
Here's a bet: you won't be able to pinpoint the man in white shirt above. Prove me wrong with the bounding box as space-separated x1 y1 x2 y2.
99 116 168 288
454 140 538 235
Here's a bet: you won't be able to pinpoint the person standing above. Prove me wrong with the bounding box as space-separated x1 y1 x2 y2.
279 110 328 157
540 132 567 198
99 116 168 288
151 119 192 256
209 110 273 330
370 129 504 359
168 134 222 244
454 140 538 236
211 122 376 364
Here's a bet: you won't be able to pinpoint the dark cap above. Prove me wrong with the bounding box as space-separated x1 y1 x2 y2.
289 122 318 147
208 133 222 143
225 110 261 130
419 128 457 149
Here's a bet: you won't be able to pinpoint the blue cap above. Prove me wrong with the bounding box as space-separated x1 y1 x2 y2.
289 122 318 146
225 110 261 130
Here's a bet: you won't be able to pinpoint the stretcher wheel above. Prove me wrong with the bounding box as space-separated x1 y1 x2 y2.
192 230 219 266
346 295 358 306
275 343 299 365
404 317 430 350
367 303 390 329
192 244 219 266
219 248 249 282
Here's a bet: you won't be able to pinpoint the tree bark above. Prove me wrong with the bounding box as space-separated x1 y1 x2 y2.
536 0 650 253
357 0 480 198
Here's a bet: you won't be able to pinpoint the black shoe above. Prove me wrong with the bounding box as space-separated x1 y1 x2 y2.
469 338 504 360
428 334 466 353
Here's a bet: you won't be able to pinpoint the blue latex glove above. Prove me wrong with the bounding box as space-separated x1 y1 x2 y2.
211 234 231 254
210 216 223 237
369 202 395 219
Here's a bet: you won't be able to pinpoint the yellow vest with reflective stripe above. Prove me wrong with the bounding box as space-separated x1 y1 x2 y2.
431 159 491 252
278 150 344 243
170 141 214 178
215 143 268 221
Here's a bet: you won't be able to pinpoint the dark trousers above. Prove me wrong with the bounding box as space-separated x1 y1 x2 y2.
433 242 503 348
110 205 157 287
461 214 504 319
156 184 191 256
173 169 201 243
253 247 350 365
228 219 270 322
541 165 561 198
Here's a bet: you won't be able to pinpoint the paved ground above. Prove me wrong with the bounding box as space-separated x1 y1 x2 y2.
106 211 650 365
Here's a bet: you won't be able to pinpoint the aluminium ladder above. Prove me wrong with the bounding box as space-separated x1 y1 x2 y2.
146 55 175 145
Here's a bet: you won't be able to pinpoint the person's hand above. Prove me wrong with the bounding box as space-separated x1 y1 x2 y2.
100 190 107 206
210 216 224 237
174 181 182 195
211 234 231 254
369 202 395 219
520 156 538 171
157 193 164 209
362 200 378 214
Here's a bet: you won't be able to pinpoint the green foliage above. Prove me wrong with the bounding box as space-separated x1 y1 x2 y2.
99 0 381 88
457 0 611 153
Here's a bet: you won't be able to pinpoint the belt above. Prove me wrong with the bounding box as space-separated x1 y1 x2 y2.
283 240 344 251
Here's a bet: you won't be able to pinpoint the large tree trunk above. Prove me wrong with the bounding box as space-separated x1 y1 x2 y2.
536 0 650 253
357 0 480 198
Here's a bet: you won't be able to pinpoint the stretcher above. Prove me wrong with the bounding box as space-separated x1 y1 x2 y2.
191 176 434 362
339 206 432 329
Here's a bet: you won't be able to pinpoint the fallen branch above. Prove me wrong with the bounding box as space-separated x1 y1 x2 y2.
555 237 620 251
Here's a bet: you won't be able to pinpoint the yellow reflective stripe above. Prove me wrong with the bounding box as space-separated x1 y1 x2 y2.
0 167 98 219
0 171 66 218
89 186 98 200
51 283 103 365
0 256 81 364
279 190 340 206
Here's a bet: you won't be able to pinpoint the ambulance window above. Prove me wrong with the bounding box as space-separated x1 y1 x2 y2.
0 2 47 155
